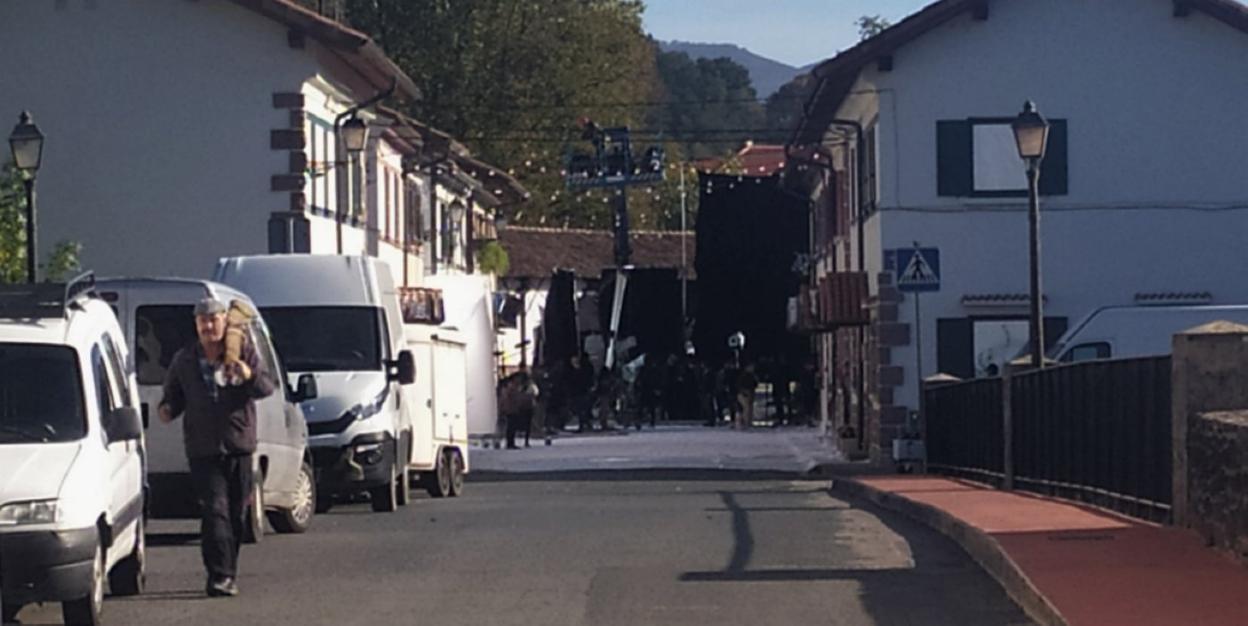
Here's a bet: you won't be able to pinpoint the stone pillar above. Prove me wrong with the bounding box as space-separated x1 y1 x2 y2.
1170 321 1248 527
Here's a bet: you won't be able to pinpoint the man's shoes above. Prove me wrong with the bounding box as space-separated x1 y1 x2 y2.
207 577 240 598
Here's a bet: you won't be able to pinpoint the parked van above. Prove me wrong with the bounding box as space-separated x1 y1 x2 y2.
0 275 145 626
96 278 318 539
213 255 416 513
1050 304 1248 363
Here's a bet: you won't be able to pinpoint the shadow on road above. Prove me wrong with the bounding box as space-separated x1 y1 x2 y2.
679 486 1033 625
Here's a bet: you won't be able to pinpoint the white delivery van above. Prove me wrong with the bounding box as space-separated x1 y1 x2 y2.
403 320 469 497
1051 304 1248 363
214 255 415 513
96 278 319 539
0 275 145 626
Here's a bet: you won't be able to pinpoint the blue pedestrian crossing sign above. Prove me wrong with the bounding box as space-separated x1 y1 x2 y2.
896 247 940 292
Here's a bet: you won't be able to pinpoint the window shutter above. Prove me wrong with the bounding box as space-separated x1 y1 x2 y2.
936 121 972 197
292 215 311 253
1039 119 1068 196
268 214 290 253
937 317 975 379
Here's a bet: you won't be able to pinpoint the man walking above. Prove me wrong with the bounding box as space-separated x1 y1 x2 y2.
159 298 274 598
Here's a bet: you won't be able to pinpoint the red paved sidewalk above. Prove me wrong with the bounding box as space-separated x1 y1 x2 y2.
852 476 1248 626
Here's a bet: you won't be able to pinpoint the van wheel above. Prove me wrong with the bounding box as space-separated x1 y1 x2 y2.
241 479 264 544
108 517 145 596
63 542 104 626
269 462 315 533
448 449 466 497
370 462 400 512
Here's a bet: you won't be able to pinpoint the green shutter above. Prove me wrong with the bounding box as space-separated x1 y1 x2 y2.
1039 120 1068 196
936 120 972 196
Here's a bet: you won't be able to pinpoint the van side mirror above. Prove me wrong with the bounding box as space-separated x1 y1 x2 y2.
105 407 143 443
292 374 318 402
390 350 416 385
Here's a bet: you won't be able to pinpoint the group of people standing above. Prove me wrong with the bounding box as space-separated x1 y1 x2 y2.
495 352 818 444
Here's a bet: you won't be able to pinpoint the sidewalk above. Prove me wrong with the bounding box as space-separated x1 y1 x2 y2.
470 425 843 474
836 476 1248 626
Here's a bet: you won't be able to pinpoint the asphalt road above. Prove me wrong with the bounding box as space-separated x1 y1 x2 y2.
16 471 1031 626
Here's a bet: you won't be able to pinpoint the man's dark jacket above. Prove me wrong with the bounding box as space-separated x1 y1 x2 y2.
161 340 276 459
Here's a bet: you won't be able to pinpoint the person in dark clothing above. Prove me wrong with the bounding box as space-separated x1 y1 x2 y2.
567 354 594 432
159 298 274 598
500 372 537 449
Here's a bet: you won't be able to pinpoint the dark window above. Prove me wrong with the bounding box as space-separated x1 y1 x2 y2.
101 333 134 406
0 344 87 443
1062 342 1112 363
260 306 382 372
937 119 1068 197
134 305 196 385
91 344 117 420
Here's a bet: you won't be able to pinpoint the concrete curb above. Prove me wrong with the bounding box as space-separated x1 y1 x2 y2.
832 478 1068 626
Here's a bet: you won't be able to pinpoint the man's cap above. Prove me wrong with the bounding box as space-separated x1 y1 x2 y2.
194 297 227 317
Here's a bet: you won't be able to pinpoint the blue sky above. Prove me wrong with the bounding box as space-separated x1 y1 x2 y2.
643 0 944 67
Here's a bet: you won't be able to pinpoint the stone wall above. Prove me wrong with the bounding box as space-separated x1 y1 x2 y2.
1188 410 1248 562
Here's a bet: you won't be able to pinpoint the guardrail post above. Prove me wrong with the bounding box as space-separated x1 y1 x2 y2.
1002 368 1014 491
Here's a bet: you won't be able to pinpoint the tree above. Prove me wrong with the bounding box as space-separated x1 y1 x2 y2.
856 15 892 41
344 0 660 230
764 73 816 144
0 163 82 283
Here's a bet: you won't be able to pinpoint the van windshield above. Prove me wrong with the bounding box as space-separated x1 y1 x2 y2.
260 307 382 372
0 344 87 444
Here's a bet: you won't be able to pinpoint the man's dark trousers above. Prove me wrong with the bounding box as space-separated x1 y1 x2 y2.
190 454 253 580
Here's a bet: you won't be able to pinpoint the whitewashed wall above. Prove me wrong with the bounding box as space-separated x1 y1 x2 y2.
0 0 324 278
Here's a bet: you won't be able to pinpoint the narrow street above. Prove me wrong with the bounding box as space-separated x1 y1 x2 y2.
17 432 1030 626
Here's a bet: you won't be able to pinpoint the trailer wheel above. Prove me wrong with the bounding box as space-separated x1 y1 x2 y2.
448 449 465 497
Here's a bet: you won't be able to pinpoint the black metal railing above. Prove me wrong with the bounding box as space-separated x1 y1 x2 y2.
925 377 1004 483
924 356 1172 522
1011 357 1172 521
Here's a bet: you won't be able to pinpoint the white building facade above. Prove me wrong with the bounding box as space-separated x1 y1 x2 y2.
792 0 1248 462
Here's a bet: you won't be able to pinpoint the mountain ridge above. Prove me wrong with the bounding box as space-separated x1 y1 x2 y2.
658 40 811 98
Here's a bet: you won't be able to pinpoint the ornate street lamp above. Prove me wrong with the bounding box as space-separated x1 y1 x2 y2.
1012 101 1050 369
9 111 45 283
340 115 369 154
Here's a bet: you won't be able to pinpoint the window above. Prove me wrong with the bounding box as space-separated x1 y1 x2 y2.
101 333 134 406
937 118 1068 197
91 344 118 419
260 306 382 372
0 344 87 443
1062 342 1112 363
134 305 196 385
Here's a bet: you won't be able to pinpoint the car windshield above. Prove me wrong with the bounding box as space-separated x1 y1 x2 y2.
0 343 87 444
260 307 382 372
134 305 196 385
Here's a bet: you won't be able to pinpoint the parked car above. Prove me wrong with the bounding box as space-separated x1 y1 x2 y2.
0 275 145 626
213 255 416 513
1050 304 1248 363
96 278 318 540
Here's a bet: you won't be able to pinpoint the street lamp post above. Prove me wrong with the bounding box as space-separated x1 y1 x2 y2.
9 111 46 284
335 114 369 254
1011 101 1050 369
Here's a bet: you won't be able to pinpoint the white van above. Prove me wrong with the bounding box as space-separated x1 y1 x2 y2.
213 255 416 513
1051 304 1248 363
0 276 145 626
96 278 319 538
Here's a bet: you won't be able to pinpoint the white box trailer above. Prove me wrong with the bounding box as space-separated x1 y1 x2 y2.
404 324 470 495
